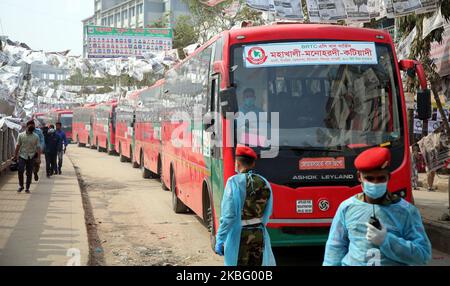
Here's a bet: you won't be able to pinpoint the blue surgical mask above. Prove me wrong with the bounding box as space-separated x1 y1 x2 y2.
244 98 255 107
363 181 387 199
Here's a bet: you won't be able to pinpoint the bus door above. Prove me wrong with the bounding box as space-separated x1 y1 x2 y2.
205 73 223 214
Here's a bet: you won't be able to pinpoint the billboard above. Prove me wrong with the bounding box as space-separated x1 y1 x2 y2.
86 26 173 59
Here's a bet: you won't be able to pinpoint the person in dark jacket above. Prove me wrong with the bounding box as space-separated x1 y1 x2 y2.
44 125 61 178
55 122 68 175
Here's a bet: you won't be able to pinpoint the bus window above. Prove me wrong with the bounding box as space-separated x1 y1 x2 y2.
232 43 402 149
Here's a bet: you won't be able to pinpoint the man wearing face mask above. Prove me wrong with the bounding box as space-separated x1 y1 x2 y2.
240 88 262 114
323 147 432 266
44 125 62 178
13 120 41 193
215 145 276 266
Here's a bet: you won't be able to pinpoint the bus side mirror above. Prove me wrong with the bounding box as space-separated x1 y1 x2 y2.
220 86 238 115
417 89 431 120
203 113 215 131
399 59 428 91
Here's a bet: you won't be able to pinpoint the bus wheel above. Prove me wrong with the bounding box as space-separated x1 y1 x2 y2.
89 137 96 149
158 156 167 190
141 153 151 179
97 139 102 152
107 141 115 156
77 136 85 148
119 144 127 162
207 201 216 251
131 148 139 168
130 148 138 167
203 186 216 251
171 172 188 213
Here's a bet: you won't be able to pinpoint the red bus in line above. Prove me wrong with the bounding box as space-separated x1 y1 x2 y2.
93 100 118 155
133 80 165 179
115 88 147 165
47 109 74 142
73 104 97 148
32 112 49 127
115 100 137 164
156 24 429 247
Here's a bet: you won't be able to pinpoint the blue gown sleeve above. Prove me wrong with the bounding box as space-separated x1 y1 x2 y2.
379 206 432 265
323 204 349 266
216 178 237 246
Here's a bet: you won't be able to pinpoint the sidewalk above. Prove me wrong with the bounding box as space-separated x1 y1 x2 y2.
0 154 88 266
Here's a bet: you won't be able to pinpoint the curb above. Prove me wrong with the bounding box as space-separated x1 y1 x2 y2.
423 219 450 255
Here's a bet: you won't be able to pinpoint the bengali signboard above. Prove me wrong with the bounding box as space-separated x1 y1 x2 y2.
244 41 378 68
86 25 173 59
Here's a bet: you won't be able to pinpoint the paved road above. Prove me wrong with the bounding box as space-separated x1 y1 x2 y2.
68 146 450 266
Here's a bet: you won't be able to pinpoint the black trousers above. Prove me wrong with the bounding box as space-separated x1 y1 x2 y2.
18 157 35 189
45 153 57 175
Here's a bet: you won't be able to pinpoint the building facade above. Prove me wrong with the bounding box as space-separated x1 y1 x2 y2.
82 0 190 57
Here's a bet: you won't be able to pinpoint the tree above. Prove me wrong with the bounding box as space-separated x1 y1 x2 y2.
182 0 265 43
173 15 199 59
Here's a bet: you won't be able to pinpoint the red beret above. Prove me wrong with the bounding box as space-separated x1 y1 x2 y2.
236 145 257 160
354 147 391 172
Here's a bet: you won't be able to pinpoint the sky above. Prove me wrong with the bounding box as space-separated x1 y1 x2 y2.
0 0 93 56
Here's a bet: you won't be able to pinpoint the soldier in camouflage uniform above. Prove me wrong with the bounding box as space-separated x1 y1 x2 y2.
215 145 275 266
237 171 271 266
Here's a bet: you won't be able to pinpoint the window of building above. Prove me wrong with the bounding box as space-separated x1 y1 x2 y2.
137 4 143 14
129 7 135 18
122 10 128 21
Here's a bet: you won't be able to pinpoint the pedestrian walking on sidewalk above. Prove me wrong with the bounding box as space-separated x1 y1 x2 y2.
215 145 276 266
44 125 61 178
30 120 45 182
55 122 68 175
323 147 432 266
13 120 41 194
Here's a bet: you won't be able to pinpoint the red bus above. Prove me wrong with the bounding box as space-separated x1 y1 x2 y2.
48 109 74 142
133 80 165 179
73 104 97 148
115 99 137 164
32 112 49 127
156 24 430 247
93 101 118 155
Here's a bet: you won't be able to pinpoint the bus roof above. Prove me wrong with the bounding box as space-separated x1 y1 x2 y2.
227 24 392 46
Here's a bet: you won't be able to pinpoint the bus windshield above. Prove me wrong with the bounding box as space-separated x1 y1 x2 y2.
232 42 402 149
60 114 73 131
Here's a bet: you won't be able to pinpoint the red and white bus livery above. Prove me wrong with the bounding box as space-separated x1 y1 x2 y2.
73 104 97 148
156 24 429 247
93 101 118 155
133 80 165 179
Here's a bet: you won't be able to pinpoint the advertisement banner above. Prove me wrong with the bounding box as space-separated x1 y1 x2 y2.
393 0 422 16
343 0 370 22
244 41 378 68
273 0 304 20
306 0 321 22
317 0 347 22
430 24 450 77
86 26 173 59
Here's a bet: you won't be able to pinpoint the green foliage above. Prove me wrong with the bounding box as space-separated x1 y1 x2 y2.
173 15 198 59
181 0 265 43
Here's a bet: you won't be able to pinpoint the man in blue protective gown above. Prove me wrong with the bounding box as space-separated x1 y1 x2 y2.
323 147 432 266
215 145 276 266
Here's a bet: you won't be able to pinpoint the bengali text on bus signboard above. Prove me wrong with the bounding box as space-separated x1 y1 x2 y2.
244 41 378 68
